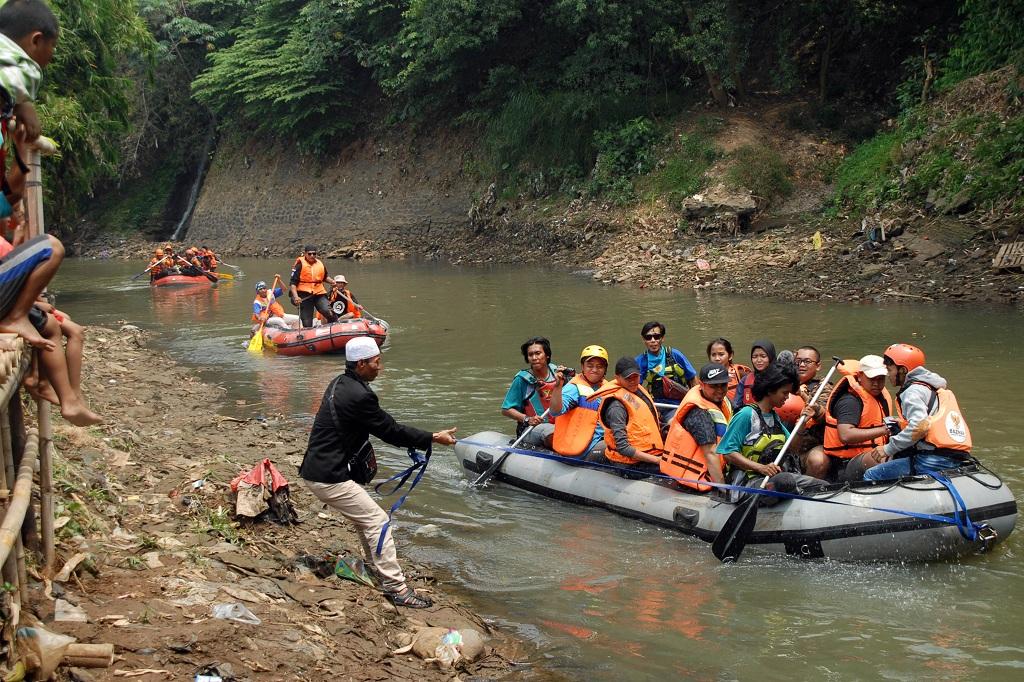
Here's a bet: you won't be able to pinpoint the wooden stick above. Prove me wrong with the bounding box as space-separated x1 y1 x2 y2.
38 400 55 571
0 429 39 566
0 407 16 602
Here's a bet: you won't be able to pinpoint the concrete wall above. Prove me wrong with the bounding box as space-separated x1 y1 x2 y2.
185 130 478 255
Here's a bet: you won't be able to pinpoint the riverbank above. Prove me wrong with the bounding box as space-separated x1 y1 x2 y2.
30 326 531 680
71 205 1024 307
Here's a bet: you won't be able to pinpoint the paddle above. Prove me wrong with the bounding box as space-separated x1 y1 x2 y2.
218 260 243 272
247 275 281 353
711 356 843 563
176 256 219 283
471 408 551 488
131 257 169 281
216 272 235 281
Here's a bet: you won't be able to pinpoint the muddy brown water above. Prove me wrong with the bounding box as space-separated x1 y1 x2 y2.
55 257 1023 681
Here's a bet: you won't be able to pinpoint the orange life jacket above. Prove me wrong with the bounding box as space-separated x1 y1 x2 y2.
552 376 616 457
823 375 896 459
295 258 327 295
252 295 284 322
663 386 733 491
726 363 752 403
904 382 973 453
148 257 166 276
599 385 664 464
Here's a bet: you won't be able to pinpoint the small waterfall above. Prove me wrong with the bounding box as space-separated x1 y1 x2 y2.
171 123 216 241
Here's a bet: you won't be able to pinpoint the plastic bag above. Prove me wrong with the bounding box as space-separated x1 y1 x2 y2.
16 626 76 679
210 602 261 625
434 629 463 668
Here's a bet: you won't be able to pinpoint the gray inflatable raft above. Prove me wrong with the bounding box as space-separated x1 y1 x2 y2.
457 431 1017 562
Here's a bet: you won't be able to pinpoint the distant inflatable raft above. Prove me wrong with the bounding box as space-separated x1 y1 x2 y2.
150 274 214 287
263 318 388 356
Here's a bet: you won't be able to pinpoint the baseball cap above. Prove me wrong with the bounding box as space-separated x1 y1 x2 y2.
857 354 887 378
699 362 729 385
335 275 347 283
346 337 380 362
614 356 641 378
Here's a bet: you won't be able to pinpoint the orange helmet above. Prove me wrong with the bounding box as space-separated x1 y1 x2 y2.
777 392 805 426
154 248 164 257
883 343 925 371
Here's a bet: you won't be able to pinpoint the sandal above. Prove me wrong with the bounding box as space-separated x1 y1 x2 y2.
386 586 432 609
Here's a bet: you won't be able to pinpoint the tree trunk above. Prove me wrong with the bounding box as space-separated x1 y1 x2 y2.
818 31 832 103
683 3 730 107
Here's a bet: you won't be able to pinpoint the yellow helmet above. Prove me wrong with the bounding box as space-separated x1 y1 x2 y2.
579 345 609 363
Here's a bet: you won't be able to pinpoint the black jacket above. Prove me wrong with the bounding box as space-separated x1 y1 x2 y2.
299 370 432 484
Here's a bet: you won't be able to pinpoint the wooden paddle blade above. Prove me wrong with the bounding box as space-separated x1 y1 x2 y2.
712 496 759 562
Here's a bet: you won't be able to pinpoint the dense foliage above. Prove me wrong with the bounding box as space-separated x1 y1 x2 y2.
16 0 1024 229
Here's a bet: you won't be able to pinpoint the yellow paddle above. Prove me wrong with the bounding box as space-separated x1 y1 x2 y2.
247 275 281 353
216 272 235 280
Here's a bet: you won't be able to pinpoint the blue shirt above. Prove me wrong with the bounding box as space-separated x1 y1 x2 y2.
716 405 790 456
635 346 698 404
252 286 284 316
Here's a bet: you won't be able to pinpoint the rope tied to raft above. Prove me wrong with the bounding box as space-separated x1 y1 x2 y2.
373 445 431 556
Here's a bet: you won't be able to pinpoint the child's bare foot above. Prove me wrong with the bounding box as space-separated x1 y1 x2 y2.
60 403 103 427
0 319 56 352
24 378 59 405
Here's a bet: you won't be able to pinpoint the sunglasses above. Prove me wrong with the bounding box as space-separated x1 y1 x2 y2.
643 333 664 340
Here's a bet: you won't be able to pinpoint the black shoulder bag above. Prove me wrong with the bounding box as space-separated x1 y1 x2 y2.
326 376 378 484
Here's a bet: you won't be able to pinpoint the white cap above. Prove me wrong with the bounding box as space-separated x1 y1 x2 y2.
858 354 887 378
346 337 380 362
336 275 347 283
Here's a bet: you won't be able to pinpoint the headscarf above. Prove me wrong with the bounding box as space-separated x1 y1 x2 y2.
750 339 777 373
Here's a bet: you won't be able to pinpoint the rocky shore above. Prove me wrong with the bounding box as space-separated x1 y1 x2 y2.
27 326 531 681
72 201 1024 307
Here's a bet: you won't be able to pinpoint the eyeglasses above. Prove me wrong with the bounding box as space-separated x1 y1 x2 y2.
643 333 664 340
795 358 819 366
305 251 318 255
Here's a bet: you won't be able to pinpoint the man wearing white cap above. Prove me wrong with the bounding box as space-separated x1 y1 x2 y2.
328 275 362 320
299 337 457 608
822 354 901 481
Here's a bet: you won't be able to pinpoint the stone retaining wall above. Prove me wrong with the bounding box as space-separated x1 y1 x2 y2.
185 130 479 255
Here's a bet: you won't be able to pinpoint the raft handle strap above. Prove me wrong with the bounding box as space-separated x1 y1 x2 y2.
928 472 996 549
373 445 431 556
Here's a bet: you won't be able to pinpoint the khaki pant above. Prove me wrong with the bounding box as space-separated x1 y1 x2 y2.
303 479 406 592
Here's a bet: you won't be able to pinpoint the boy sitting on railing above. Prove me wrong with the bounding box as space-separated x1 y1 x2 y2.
0 0 63 351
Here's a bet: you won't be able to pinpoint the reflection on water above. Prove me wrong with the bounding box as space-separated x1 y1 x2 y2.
55 257 1024 681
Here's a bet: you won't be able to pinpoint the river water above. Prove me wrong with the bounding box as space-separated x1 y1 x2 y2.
54 257 1023 681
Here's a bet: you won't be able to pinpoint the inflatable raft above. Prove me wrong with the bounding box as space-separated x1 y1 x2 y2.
263 318 388 356
457 431 1017 562
151 274 214 288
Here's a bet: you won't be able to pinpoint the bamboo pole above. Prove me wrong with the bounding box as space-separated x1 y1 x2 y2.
37 402 54 571
0 406 15 601
24 140 57 571
0 429 39 566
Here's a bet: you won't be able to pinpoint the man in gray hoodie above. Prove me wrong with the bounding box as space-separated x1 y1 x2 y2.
863 343 973 481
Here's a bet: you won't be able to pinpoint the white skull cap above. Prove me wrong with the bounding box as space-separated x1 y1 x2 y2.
346 337 380 362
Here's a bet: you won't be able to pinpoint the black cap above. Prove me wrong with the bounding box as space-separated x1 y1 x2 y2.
615 356 641 378
699 362 730 385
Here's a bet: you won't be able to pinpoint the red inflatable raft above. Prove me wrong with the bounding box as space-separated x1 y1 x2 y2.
263 318 388 356
151 274 214 288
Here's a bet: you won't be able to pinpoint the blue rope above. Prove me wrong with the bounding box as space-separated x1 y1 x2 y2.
458 439 988 533
928 472 986 541
373 445 431 556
